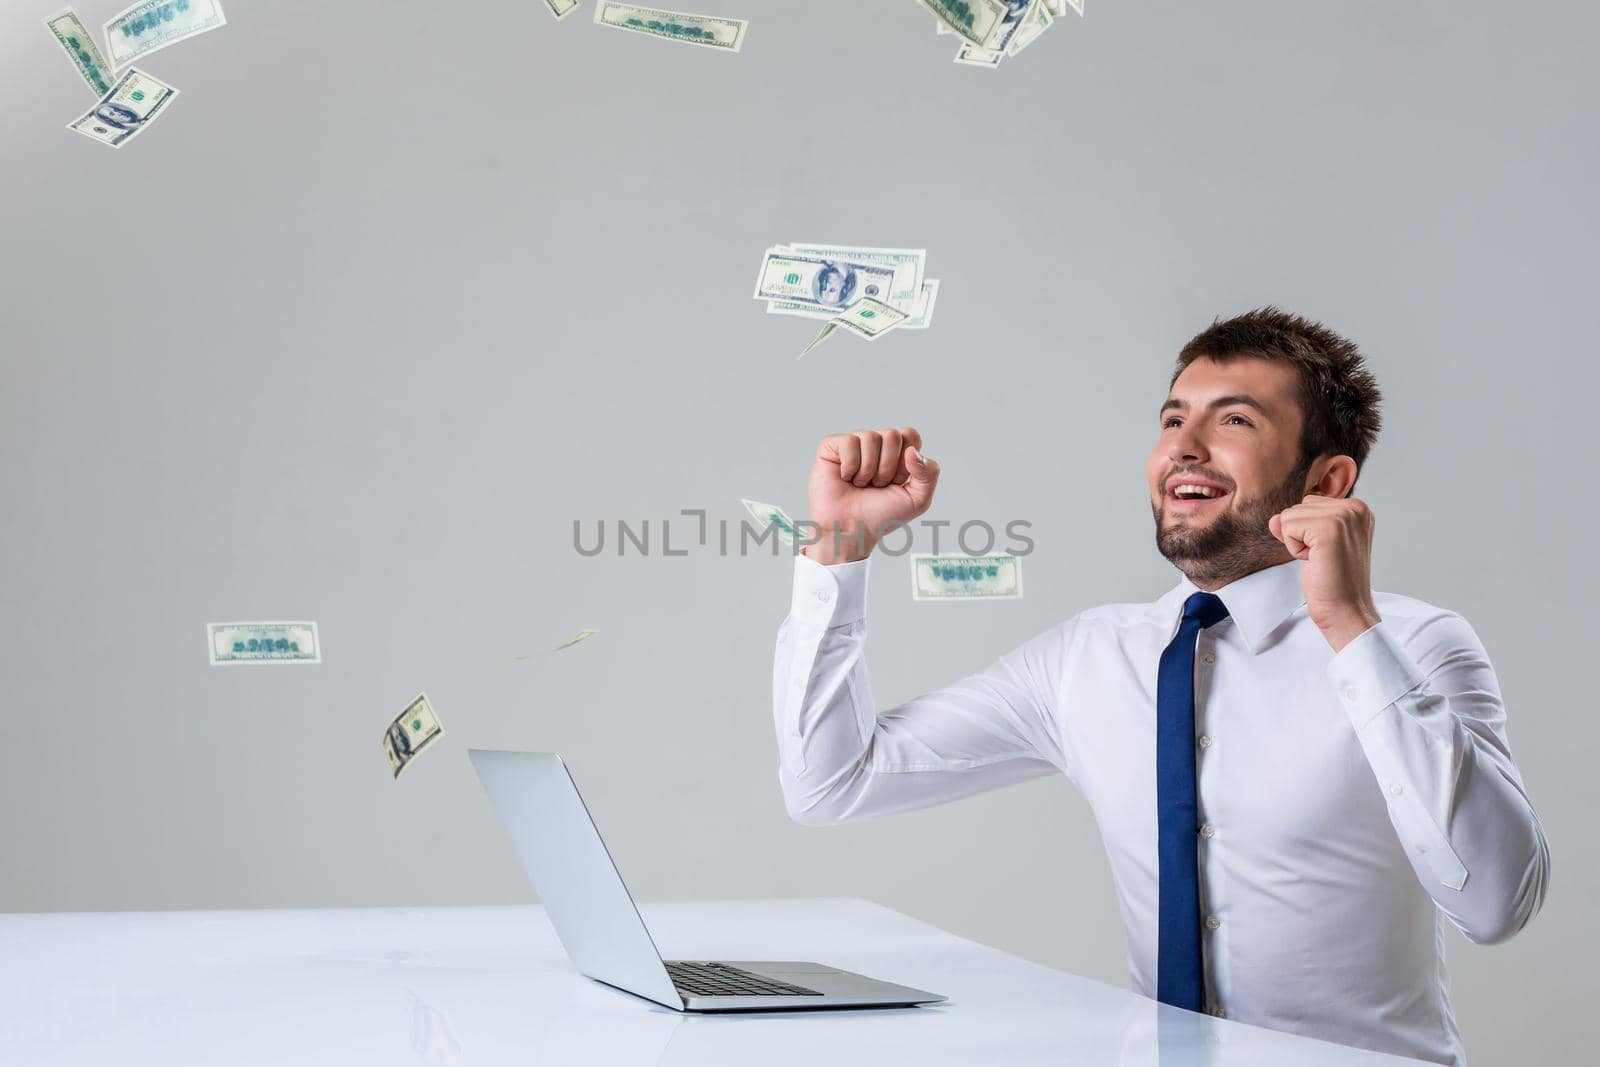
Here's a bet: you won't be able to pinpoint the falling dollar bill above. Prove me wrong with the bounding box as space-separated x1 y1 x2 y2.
103 0 227 71
765 244 924 321
994 0 1042 51
911 554 1024 601
208 621 320 665
786 243 925 313
43 8 114 95
543 0 582 19
593 3 748 52
929 0 1072 68
798 296 908 356
384 693 445 780
1007 0 1056 55
67 67 178 148
740 498 798 545
832 297 909 341
554 628 600 651
753 249 899 313
917 0 1007 48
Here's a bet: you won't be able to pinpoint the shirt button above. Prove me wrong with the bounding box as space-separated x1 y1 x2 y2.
1197 735 1212 749
1343 686 1359 701
1200 824 1215 838
814 589 831 603
1389 783 1404 797
1201 652 1215 665
1205 915 1221 930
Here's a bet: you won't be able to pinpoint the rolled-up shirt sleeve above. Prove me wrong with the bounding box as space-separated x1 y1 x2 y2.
772 554 1069 826
1326 614 1550 944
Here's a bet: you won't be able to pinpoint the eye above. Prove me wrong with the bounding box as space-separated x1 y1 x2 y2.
1224 413 1252 426
1162 417 1181 429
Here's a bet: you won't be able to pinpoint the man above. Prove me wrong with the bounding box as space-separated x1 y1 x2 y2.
770 307 1548 1065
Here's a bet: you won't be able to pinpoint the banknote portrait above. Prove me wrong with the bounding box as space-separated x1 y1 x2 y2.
812 263 857 307
86 101 145 140
386 721 414 760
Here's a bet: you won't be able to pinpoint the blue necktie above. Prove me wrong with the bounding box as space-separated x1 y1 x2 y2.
1156 590 1230 1011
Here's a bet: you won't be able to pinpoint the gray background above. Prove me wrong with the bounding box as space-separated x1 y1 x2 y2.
2 1 1594 1063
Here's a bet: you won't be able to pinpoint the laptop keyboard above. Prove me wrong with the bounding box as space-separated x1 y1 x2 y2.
665 961 824 997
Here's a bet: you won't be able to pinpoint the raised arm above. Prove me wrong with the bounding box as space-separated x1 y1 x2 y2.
1328 611 1551 944
771 428 1069 825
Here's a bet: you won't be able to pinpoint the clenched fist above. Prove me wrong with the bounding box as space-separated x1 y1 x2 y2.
804 427 941 565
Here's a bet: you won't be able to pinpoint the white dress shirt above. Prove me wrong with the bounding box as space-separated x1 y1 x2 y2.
772 554 1549 1066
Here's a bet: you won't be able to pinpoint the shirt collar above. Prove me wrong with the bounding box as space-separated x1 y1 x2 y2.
1157 558 1307 654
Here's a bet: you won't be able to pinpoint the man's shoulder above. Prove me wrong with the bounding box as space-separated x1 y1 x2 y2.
1060 596 1174 632
1370 589 1485 652
1371 588 1471 629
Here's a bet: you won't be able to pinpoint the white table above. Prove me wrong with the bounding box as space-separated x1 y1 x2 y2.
0 897 1427 1065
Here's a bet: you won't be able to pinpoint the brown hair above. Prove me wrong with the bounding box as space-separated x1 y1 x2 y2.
1172 306 1383 492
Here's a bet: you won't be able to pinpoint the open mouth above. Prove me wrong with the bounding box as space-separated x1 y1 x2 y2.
1167 483 1231 508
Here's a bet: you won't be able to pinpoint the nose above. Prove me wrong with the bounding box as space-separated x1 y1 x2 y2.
1167 420 1209 465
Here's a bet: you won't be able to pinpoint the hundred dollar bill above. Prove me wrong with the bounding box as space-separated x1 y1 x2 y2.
208 621 319 665
554 628 599 651
994 0 1040 50
1006 0 1054 55
104 0 226 71
791 243 924 306
544 0 582 19
43 8 113 95
767 251 932 323
952 0 1041 65
901 279 941 330
918 0 1007 48
594 3 748 52
798 296 910 356
753 249 898 313
384 693 445 780
911 554 1024 601
740 498 798 544
67 66 178 148
832 297 909 341
941 0 1068 67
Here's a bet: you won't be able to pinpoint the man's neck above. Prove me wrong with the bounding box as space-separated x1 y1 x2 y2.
1180 550 1293 593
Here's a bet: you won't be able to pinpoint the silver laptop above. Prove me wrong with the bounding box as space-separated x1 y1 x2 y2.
468 749 948 1013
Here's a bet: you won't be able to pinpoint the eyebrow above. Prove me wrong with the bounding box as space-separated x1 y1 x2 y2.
1160 394 1272 418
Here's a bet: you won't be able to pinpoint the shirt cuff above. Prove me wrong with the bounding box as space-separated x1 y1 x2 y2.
1326 620 1427 731
790 554 870 629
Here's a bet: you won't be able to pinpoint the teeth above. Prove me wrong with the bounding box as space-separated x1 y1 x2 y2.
1174 484 1221 498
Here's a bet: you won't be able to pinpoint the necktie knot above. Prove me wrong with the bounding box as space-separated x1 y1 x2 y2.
1183 591 1230 630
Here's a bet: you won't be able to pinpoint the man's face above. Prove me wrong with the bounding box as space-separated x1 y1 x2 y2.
1146 355 1310 584
817 269 849 305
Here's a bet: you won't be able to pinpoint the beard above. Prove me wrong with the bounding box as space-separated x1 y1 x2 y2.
1152 455 1310 586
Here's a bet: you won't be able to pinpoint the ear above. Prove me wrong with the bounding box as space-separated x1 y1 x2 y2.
1309 455 1360 498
